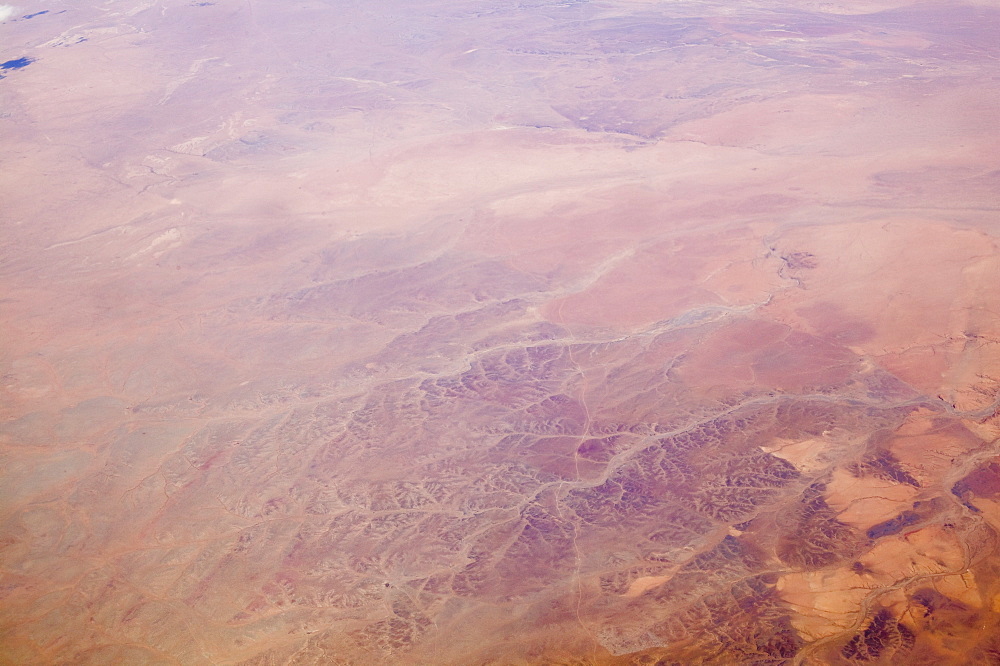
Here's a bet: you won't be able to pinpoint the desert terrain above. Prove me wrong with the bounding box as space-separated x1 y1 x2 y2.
1 0 1000 664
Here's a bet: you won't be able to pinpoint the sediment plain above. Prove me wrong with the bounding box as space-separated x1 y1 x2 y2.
2 0 999 663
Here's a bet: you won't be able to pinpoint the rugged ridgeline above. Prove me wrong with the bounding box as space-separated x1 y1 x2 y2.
1 0 999 664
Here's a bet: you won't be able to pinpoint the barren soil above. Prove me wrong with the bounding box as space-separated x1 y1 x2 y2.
2 0 999 664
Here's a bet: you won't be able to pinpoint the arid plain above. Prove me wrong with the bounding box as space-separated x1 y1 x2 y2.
2 0 1000 664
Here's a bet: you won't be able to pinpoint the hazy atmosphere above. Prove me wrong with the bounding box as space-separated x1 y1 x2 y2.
2 0 1000 663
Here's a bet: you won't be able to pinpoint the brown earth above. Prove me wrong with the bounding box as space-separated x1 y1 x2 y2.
1 0 999 664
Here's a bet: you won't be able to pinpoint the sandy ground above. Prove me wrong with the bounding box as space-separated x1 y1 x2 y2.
2 0 999 664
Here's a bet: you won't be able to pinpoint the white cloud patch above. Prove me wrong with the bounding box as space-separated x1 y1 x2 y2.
0 6 16 21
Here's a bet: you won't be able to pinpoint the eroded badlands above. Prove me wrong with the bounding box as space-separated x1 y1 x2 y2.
2 0 999 663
